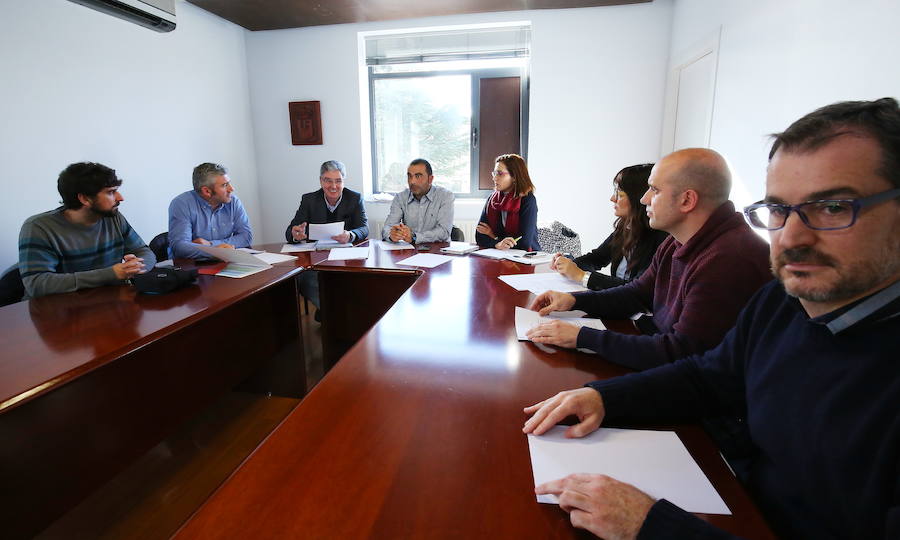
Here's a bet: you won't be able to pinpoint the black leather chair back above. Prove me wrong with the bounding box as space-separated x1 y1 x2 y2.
149 232 169 262
0 266 24 306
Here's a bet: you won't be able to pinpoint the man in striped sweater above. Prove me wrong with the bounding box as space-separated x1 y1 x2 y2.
18 162 155 299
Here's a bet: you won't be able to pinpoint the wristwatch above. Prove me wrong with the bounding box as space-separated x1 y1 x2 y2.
581 271 591 288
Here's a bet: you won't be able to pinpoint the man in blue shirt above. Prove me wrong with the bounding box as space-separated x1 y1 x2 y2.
523 98 900 539
168 162 252 259
382 158 454 244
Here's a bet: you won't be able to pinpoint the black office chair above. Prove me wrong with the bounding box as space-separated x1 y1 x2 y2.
149 232 169 262
450 226 464 242
0 265 25 307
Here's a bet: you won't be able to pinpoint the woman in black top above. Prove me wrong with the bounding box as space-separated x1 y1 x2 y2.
551 163 668 290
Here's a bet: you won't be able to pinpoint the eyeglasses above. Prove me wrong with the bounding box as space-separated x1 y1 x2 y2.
743 187 900 231
491 170 510 178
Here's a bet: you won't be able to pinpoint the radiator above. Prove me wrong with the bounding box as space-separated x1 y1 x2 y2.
371 220 477 242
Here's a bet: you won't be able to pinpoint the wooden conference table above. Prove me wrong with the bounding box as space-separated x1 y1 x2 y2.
0 259 308 539
174 242 775 539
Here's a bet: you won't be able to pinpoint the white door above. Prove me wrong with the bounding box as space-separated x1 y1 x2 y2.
661 29 721 154
673 51 717 150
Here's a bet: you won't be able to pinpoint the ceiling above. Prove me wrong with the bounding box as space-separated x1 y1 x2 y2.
185 0 651 31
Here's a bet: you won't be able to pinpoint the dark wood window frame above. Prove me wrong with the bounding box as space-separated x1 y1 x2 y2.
368 65 530 197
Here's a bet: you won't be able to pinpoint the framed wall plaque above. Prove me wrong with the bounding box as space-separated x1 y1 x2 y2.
289 101 323 145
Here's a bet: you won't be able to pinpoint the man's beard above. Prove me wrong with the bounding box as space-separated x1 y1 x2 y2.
774 245 900 303
90 202 119 218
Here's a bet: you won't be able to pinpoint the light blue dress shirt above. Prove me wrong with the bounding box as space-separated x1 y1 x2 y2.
381 185 454 243
168 190 253 259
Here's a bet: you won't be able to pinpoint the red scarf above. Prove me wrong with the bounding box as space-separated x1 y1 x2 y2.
486 191 521 238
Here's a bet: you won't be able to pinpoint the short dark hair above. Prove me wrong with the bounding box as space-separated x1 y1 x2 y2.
192 162 228 192
409 158 433 177
57 162 122 210
769 97 900 188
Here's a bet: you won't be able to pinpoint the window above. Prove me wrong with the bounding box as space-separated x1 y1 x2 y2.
364 24 530 197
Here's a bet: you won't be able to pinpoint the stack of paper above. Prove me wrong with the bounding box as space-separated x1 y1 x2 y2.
499 272 588 294
506 252 554 265
472 248 553 265
194 245 272 278
281 243 316 253
472 248 525 259
514 306 605 340
440 241 479 255
374 240 415 251
315 240 353 250
251 252 298 264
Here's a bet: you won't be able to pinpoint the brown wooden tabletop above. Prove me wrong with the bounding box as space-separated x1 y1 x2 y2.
0 261 304 412
176 244 775 539
0 255 309 538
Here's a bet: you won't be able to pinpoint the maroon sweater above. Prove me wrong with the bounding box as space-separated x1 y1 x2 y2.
572 201 771 370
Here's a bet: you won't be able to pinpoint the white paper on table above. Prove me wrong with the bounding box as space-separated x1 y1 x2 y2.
281 243 316 253
251 252 298 264
327 246 370 261
396 253 453 268
499 272 588 294
527 426 731 515
440 241 478 255
237 247 264 254
472 248 527 260
315 240 352 249
375 240 415 251
308 221 345 241
514 306 605 340
505 252 554 265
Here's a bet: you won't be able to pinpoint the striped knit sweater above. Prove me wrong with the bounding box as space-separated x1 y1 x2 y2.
18 207 155 298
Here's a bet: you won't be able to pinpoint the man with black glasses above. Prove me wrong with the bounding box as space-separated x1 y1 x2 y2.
523 98 900 539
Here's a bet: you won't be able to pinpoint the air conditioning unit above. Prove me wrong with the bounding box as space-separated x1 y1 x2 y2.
67 0 176 33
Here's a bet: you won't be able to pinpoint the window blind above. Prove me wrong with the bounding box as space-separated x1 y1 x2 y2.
365 24 531 65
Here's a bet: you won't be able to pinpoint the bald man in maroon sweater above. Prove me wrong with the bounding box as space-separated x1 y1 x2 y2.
527 148 771 370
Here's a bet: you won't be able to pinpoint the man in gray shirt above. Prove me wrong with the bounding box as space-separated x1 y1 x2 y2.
18 162 155 299
382 158 454 244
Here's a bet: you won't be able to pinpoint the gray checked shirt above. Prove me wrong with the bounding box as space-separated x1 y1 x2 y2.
382 185 455 243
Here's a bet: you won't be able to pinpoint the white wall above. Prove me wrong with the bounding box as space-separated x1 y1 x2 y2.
0 0 259 271
668 0 900 206
245 1 673 251
7 0 896 272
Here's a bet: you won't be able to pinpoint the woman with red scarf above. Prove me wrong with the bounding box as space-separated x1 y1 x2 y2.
475 154 540 251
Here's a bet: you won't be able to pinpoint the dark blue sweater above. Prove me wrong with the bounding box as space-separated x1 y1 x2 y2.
589 280 900 539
